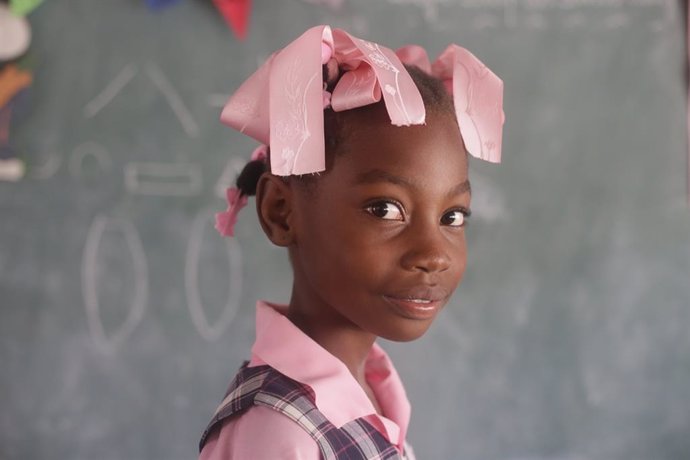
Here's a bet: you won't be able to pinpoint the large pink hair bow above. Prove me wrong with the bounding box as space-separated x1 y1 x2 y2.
220 25 504 176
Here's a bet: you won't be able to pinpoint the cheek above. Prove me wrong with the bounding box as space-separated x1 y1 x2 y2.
441 230 468 286
294 206 361 279
454 234 468 284
296 220 393 307
311 227 387 285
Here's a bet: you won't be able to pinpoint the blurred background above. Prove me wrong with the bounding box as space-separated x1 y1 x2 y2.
1 0 690 459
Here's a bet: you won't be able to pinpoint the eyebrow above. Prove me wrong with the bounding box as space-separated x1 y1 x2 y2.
354 168 471 195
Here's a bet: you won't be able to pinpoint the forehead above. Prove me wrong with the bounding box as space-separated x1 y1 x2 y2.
331 109 468 186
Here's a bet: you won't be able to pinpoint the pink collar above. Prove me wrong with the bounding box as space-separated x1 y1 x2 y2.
249 300 412 448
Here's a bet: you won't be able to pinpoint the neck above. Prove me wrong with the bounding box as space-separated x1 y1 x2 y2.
287 287 376 383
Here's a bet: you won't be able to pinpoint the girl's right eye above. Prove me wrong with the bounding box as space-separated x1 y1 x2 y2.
365 201 404 221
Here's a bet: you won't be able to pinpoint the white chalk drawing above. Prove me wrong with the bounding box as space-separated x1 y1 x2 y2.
124 162 202 196
145 62 200 138
214 156 247 199
300 0 345 10
384 0 667 29
185 209 243 341
81 215 148 354
69 142 112 178
29 151 62 179
84 61 200 138
83 63 138 118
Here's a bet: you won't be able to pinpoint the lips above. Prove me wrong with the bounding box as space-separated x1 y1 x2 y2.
383 285 450 320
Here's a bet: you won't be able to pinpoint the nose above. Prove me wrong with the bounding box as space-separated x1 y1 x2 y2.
400 223 456 274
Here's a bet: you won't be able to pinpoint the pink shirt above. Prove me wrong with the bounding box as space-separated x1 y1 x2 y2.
199 301 416 460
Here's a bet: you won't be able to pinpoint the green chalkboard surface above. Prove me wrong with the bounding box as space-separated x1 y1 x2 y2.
2 1 690 459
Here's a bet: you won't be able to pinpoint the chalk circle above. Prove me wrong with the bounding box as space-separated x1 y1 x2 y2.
82 215 148 354
69 142 112 178
29 151 62 179
0 5 31 61
185 208 243 341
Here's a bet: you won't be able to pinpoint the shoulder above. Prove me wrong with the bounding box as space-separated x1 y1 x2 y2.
199 405 321 460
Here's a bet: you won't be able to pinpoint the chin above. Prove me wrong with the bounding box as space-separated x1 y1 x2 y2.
376 319 435 342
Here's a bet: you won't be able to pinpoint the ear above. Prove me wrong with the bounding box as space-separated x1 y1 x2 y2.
255 173 295 247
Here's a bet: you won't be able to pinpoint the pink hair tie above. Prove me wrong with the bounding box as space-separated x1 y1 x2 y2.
215 144 268 237
250 143 268 161
215 188 248 237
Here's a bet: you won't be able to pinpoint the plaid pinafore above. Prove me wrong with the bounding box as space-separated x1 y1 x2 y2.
199 363 410 460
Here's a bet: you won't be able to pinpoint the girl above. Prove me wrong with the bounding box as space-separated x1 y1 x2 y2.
199 25 504 460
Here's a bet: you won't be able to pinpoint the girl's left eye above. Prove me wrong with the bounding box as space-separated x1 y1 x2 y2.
441 210 467 227
365 201 404 221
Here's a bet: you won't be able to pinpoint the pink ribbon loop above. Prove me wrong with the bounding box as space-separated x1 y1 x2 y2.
434 45 504 163
397 44 504 163
220 25 505 177
395 45 432 74
331 29 425 128
330 65 381 112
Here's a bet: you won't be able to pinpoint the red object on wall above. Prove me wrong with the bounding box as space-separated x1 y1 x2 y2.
212 0 252 40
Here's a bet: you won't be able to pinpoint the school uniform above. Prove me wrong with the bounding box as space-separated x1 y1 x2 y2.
199 301 416 460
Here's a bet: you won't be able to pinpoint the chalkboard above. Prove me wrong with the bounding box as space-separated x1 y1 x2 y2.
2 1 690 459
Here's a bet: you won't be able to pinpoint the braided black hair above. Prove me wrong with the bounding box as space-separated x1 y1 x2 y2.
233 64 456 197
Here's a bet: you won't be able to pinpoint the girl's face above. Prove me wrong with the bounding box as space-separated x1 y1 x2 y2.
290 108 470 342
